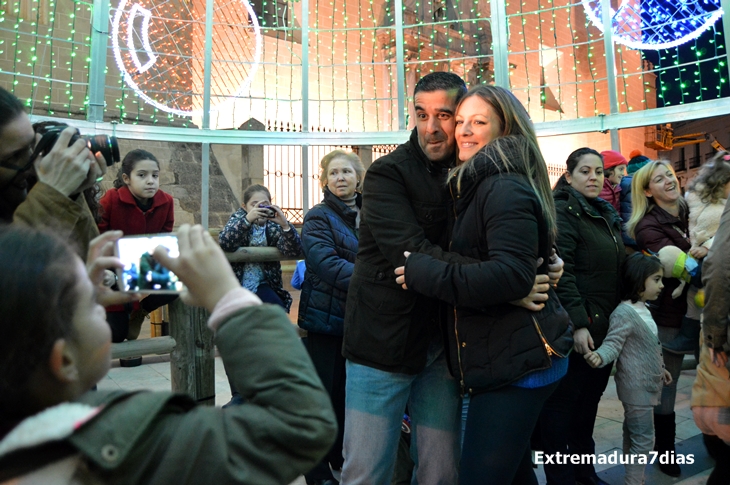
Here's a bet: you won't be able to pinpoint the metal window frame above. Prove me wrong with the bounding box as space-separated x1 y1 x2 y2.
73 0 730 225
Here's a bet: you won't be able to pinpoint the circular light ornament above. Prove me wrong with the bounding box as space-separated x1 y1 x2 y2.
111 0 262 117
581 0 724 50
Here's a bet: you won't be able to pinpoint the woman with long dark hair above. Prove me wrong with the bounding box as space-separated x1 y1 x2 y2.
535 147 625 485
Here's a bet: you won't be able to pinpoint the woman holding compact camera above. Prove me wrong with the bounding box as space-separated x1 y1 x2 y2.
220 183 303 309
219 183 303 406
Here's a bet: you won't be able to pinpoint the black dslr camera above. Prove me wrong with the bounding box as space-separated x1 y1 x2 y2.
30 121 120 168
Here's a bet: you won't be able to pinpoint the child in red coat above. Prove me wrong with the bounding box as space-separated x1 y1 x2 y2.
98 149 176 343
599 150 629 212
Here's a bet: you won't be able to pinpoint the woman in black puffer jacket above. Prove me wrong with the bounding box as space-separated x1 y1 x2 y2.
298 150 364 485
396 85 572 485
535 147 626 485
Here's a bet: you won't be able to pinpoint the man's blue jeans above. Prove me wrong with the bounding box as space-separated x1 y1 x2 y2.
341 347 461 485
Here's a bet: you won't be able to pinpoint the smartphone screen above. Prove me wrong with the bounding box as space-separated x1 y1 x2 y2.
115 234 184 293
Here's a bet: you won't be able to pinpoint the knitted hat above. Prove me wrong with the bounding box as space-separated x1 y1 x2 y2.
627 154 651 175
629 149 643 159
600 150 628 170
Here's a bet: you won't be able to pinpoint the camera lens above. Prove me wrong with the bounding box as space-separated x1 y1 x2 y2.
19 123 121 174
84 135 120 166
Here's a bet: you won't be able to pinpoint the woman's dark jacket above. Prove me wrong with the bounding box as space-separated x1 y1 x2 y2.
634 203 691 328
298 188 360 336
404 137 572 394
219 209 303 311
553 184 625 347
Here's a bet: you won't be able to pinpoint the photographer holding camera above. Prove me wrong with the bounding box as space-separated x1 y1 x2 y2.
218 183 303 407
0 86 111 257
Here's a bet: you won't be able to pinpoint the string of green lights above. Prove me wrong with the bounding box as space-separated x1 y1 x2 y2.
0 0 727 135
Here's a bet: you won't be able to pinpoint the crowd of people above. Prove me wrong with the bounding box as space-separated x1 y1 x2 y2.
1 68 730 485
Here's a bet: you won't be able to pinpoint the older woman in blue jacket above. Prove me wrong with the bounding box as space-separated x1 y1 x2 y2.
298 149 364 485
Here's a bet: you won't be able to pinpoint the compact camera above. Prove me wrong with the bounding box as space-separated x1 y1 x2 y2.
31 121 120 168
258 202 276 218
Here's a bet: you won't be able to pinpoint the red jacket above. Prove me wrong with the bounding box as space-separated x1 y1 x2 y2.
98 186 174 313
98 186 174 235
599 178 621 212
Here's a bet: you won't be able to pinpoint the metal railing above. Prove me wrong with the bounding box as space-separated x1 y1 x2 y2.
264 120 353 211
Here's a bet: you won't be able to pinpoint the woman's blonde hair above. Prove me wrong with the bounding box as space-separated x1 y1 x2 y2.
319 150 365 191
626 159 684 239
449 85 557 242
687 151 730 205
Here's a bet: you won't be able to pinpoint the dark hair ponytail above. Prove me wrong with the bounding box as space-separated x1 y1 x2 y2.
566 147 602 174
554 147 603 191
114 149 160 190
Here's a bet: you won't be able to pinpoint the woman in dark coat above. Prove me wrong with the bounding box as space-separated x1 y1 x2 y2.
536 147 626 485
626 159 690 477
298 150 364 485
395 85 571 485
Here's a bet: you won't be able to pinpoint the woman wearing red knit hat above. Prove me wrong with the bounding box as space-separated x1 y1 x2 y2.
599 150 629 212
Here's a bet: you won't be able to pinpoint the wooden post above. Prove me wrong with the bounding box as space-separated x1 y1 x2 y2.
168 299 216 406
150 308 163 337
160 247 299 408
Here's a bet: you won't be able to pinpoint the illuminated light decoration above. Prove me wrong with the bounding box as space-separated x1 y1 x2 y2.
581 0 724 50
126 4 156 74
111 0 262 117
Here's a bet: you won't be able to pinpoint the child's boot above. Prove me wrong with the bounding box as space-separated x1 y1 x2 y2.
662 316 700 354
654 413 681 477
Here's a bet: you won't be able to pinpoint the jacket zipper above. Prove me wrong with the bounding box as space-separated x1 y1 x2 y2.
454 307 466 395
586 211 621 285
448 180 458 219
448 178 458 250
532 316 565 359
448 178 465 392
585 210 620 259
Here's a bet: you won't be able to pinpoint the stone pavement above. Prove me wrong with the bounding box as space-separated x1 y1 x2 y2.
97 271 715 484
